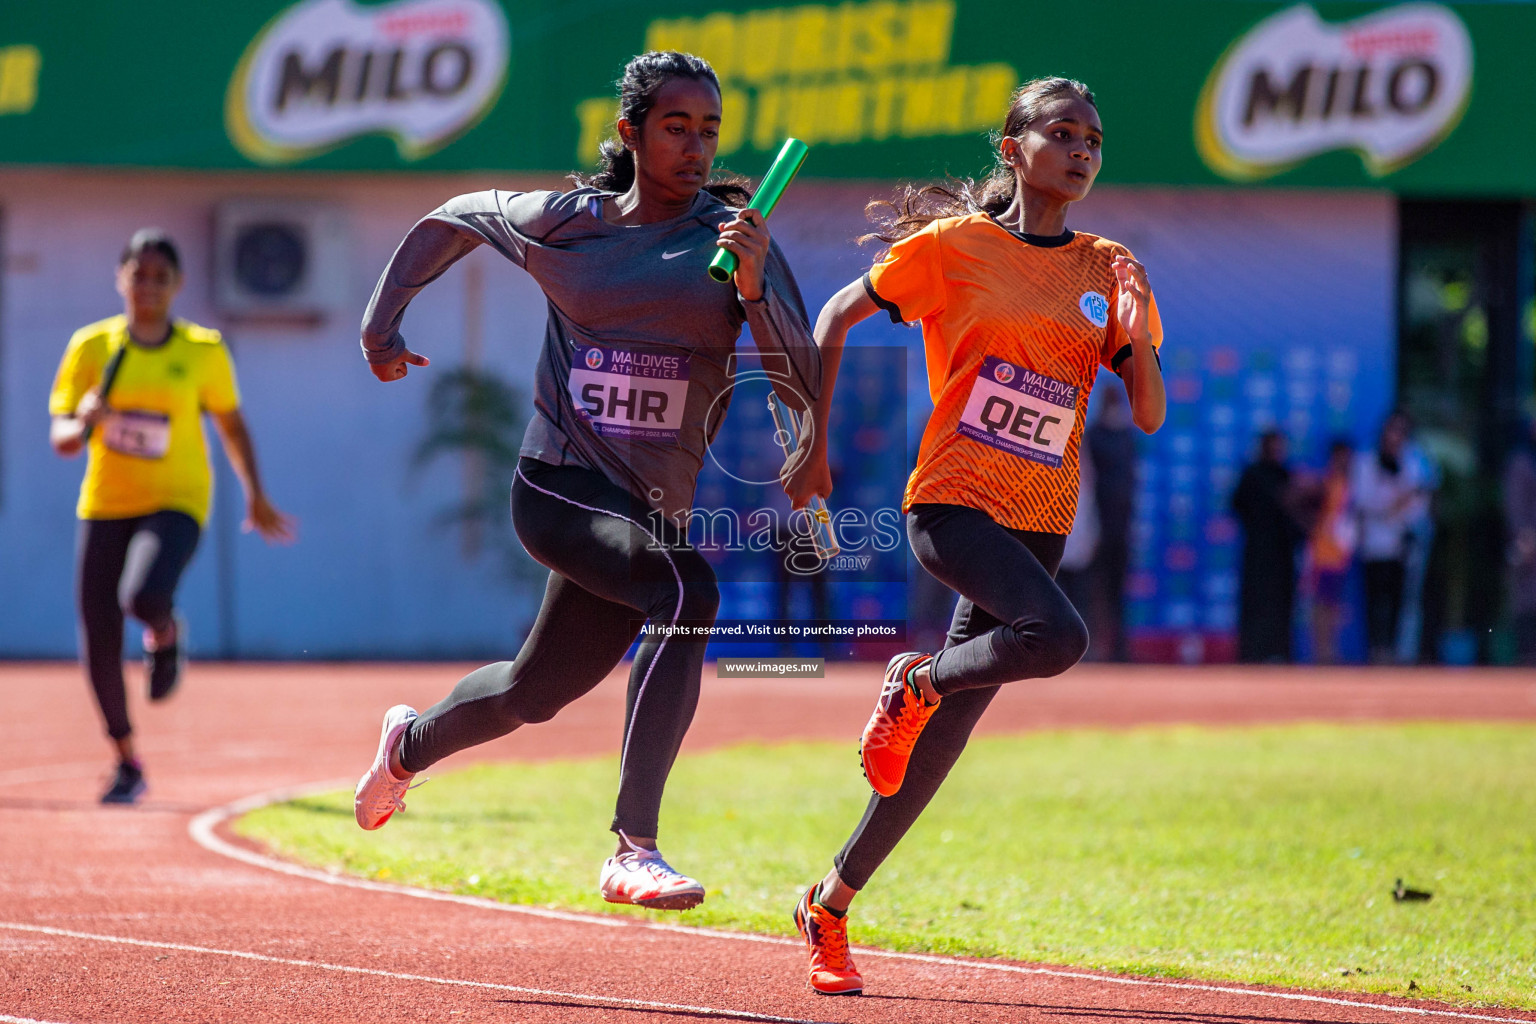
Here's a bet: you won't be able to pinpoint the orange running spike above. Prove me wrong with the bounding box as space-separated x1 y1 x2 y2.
793 887 862 996
859 653 938 797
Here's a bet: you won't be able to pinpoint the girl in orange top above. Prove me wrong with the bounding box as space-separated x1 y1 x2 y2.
1306 440 1358 664
781 77 1166 996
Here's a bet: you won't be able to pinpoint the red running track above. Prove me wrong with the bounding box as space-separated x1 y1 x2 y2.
3 660 1535 1024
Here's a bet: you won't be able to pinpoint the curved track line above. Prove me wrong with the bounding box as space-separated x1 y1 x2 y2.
191 782 1536 1024
0 922 828 1024
188 780 625 928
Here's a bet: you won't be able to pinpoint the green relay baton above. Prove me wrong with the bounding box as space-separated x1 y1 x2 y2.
707 137 809 284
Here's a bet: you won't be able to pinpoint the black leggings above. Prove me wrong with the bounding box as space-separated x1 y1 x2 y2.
399 458 719 838
1363 558 1405 655
835 503 1086 890
76 511 201 740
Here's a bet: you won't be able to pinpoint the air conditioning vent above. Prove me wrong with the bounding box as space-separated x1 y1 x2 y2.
214 200 348 321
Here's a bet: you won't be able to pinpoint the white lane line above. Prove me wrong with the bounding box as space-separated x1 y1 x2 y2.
0 922 828 1024
190 783 1536 1024
188 781 625 928
0 1014 77 1024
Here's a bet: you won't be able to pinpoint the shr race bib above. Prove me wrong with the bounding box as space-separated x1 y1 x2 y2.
568 344 690 442
102 409 171 460
956 358 1078 468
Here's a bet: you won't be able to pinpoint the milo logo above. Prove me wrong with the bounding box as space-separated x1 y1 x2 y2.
226 0 510 164
1197 3 1472 180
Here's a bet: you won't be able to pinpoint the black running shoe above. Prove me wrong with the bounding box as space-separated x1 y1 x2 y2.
146 613 186 702
101 761 146 805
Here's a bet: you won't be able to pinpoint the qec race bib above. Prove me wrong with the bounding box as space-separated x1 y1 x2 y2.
568 344 690 442
956 358 1078 468
102 409 171 460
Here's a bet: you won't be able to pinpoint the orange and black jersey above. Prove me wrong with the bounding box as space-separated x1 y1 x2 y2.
864 213 1162 534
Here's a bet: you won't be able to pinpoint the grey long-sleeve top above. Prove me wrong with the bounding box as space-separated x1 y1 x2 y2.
361 187 821 525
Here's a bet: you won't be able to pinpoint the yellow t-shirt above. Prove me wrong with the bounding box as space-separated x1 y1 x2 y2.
865 214 1163 534
49 315 240 525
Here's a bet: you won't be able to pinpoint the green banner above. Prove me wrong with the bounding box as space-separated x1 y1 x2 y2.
1 1 1533 192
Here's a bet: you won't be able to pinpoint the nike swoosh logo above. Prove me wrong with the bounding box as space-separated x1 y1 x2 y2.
662 249 692 260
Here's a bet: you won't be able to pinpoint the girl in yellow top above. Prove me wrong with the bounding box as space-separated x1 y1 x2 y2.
781 78 1166 995
49 229 294 804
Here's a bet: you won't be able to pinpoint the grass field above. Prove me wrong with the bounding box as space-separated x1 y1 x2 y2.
237 722 1536 1007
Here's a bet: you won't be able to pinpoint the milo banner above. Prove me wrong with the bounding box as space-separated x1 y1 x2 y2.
1196 3 1474 181
1 0 1534 192
225 0 511 164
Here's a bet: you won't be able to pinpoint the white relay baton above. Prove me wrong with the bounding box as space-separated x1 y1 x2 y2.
768 392 840 561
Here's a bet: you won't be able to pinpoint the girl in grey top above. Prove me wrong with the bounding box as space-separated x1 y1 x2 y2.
361 181 818 523
352 52 820 911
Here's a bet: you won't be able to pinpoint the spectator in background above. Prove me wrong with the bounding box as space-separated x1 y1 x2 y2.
1353 412 1430 664
1232 429 1304 663
1086 385 1137 661
1305 439 1357 664
1395 416 1440 663
1505 414 1536 665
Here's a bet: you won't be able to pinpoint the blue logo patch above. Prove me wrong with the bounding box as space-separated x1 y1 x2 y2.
1079 291 1109 328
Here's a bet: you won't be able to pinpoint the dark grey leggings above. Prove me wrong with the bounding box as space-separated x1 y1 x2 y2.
399 458 719 838
835 502 1086 890
76 511 201 740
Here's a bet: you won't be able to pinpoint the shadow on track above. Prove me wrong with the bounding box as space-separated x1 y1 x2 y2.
281 795 539 826
0 795 209 814
861 993 1349 1024
495 997 835 1023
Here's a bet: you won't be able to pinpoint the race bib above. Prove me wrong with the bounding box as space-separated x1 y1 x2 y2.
956 358 1078 468
102 409 171 459
568 344 690 442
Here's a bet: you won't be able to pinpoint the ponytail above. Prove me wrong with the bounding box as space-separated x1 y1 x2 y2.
588 137 638 194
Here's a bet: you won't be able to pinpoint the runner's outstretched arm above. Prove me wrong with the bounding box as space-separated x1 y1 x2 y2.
50 379 113 455
780 278 877 510
739 232 822 416
210 409 296 544
1112 254 1165 433
361 190 536 382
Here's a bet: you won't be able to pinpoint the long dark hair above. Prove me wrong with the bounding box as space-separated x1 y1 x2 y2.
571 51 752 207
862 76 1097 248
